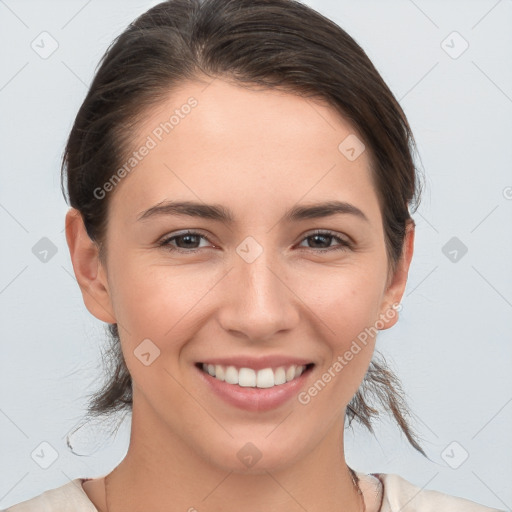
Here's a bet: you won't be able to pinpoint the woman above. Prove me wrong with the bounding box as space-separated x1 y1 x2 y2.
4 0 503 511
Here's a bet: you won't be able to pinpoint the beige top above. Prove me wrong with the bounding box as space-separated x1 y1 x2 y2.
2 471 504 512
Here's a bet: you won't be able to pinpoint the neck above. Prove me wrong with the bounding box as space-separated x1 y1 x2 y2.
104 397 365 512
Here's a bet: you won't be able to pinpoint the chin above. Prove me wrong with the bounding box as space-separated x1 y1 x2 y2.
193 430 313 475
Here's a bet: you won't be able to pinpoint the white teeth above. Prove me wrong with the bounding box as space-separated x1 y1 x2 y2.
215 364 225 381
256 368 274 388
238 368 256 387
201 363 308 388
225 365 238 385
274 366 287 385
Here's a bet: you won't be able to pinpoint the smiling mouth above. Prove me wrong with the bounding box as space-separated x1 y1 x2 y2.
196 362 315 389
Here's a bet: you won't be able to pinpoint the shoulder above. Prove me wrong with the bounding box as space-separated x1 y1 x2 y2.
371 472 505 512
1 479 98 512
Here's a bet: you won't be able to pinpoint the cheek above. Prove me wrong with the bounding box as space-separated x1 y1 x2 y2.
108 261 212 403
294 259 386 339
293 263 385 394
110 257 217 339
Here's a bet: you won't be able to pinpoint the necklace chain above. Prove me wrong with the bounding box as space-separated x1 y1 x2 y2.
349 467 367 512
104 465 366 512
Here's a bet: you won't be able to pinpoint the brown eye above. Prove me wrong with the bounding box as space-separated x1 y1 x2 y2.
298 230 352 252
159 231 212 252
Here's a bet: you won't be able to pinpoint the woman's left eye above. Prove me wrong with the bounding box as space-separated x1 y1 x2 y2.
297 230 352 252
158 230 351 253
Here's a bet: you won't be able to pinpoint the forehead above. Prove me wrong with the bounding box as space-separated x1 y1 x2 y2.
109 78 381 226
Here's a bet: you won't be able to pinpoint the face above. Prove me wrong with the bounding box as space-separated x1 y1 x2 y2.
67 78 413 474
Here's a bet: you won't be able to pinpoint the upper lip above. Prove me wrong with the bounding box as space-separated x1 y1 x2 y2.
198 356 314 371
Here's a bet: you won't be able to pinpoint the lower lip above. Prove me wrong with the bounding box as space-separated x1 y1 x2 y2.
195 364 313 412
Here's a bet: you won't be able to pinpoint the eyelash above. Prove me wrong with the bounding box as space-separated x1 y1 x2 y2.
158 229 352 254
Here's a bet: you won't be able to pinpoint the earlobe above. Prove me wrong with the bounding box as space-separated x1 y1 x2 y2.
65 208 116 323
377 221 415 330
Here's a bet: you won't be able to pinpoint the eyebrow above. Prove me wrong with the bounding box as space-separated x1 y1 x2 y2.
136 200 369 224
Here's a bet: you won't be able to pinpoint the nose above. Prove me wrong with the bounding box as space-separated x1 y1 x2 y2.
216 246 300 344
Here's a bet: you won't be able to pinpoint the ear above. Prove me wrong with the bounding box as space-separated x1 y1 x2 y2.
377 220 415 330
65 208 116 323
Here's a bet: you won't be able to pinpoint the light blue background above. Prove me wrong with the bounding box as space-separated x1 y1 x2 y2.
1 0 511 509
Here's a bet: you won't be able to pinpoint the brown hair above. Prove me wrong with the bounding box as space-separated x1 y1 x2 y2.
62 0 427 457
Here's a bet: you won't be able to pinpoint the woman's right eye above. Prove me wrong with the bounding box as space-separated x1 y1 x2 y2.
158 231 213 253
